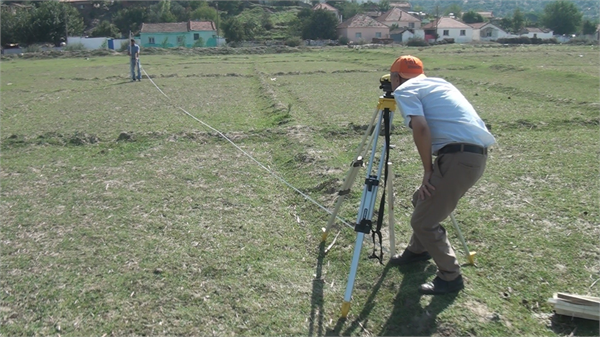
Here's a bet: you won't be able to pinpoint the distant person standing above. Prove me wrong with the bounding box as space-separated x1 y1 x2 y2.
128 39 141 81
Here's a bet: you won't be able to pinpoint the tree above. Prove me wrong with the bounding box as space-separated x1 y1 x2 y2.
334 1 362 21
261 11 273 31
541 0 582 35
581 19 597 35
297 8 312 20
378 0 390 12
28 1 84 46
147 0 177 23
209 1 246 17
512 8 525 33
524 12 541 27
1 9 25 44
114 7 147 35
499 17 512 32
90 20 120 38
444 3 462 18
222 17 245 42
462 10 484 24
190 3 218 22
301 9 338 40
170 1 189 22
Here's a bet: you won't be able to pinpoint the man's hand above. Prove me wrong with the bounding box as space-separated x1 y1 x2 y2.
418 169 435 200
409 115 434 200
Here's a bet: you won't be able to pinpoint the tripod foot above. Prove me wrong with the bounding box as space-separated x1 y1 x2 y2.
321 228 328 242
467 251 476 265
341 301 351 318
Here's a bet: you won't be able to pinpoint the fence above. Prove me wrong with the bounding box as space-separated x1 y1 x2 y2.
67 37 139 50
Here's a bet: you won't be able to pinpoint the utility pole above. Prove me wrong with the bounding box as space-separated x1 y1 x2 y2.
216 2 219 40
435 5 439 42
65 8 68 46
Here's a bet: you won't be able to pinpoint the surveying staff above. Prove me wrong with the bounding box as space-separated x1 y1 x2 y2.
389 55 495 295
128 38 141 82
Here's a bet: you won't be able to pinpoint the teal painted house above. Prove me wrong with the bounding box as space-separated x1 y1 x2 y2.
140 21 219 48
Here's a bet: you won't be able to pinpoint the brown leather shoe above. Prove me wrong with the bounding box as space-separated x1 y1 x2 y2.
419 275 464 295
389 249 432 266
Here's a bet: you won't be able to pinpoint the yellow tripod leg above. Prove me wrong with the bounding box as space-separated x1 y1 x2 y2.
450 213 476 265
341 301 351 318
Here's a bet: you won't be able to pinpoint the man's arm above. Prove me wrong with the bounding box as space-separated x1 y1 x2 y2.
410 115 435 199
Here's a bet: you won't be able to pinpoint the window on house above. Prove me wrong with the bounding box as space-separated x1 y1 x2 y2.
460 30 466 36
149 37 155 44
443 30 449 36
486 31 492 37
355 32 362 38
194 33 199 40
409 23 414 28
375 32 381 38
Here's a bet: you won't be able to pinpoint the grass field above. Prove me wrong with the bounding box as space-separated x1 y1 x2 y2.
1 44 599 336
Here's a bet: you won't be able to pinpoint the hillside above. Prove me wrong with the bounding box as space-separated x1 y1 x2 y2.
409 0 599 20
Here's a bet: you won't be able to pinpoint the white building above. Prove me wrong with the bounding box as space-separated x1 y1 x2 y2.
422 17 474 43
469 22 510 41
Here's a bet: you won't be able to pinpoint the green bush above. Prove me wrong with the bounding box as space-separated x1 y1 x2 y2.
338 36 350 45
64 43 86 51
406 38 429 46
23 44 42 53
118 42 129 52
193 37 205 47
566 36 598 45
496 37 558 44
284 37 302 47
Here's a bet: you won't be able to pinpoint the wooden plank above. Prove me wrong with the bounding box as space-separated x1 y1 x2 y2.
554 301 600 315
550 300 600 321
556 293 600 306
548 295 600 321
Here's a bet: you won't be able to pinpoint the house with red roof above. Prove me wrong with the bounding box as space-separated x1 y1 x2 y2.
312 2 342 22
376 7 421 29
337 14 390 43
140 21 220 48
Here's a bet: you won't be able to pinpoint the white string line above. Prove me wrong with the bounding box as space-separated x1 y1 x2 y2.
140 65 354 229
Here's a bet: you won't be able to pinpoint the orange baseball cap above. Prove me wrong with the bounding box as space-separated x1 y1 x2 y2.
390 55 424 79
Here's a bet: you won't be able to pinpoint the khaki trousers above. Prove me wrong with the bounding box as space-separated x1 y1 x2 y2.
407 151 487 281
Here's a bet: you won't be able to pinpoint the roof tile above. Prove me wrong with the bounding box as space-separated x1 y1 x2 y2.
337 14 389 29
141 21 215 33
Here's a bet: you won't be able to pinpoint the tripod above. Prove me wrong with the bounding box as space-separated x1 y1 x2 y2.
322 85 397 318
321 77 478 318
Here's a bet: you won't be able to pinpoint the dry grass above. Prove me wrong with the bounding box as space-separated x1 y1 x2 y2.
1 44 599 336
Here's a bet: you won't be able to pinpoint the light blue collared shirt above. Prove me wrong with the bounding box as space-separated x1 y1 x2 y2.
393 76 496 153
129 44 140 59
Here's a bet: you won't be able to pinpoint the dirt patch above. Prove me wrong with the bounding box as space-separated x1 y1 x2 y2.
309 178 340 195
466 299 501 323
69 132 100 145
116 132 133 142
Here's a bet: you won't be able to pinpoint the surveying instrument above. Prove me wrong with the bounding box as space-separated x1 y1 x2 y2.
321 74 478 318
321 74 397 318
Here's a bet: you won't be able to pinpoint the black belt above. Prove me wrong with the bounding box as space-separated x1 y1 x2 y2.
438 143 487 155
